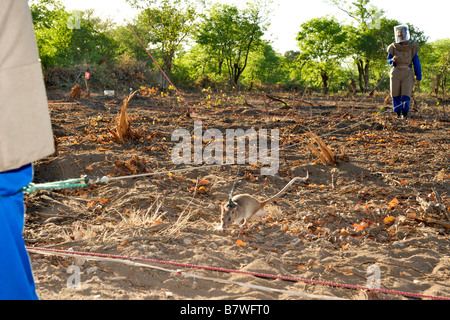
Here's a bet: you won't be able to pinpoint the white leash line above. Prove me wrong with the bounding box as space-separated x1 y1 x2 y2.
94 164 226 184
107 164 225 180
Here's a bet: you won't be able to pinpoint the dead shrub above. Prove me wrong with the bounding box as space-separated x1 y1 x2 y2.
69 84 82 100
304 132 337 166
107 91 140 143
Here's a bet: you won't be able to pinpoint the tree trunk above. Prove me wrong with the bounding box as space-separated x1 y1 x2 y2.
356 59 364 92
218 60 223 75
364 60 370 91
356 58 370 92
232 63 245 87
320 69 329 94
161 50 174 90
234 63 239 85
434 74 441 95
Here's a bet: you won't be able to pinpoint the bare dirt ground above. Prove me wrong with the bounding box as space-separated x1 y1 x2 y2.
24 87 449 301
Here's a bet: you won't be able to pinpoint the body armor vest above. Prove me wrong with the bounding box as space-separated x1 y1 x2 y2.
389 42 419 68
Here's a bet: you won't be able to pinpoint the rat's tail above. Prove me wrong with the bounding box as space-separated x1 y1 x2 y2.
261 172 309 206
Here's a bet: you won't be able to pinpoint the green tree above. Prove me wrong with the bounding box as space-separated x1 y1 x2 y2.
30 0 72 67
279 51 306 89
330 0 385 91
243 41 286 87
174 44 220 88
421 39 450 95
127 0 198 88
296 17 348 94
30 0 118 67
196 1 270 87
110 22 153 61
68 11 117 65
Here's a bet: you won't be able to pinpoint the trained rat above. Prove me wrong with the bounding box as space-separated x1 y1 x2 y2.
219 172 309 229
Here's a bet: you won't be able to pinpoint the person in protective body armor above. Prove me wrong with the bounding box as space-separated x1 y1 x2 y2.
387 25 422 119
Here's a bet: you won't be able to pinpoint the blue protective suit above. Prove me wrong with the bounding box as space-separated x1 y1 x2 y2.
0 164 38 300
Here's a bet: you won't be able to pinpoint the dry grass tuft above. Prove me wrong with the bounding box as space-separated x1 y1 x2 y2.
116 201 165 235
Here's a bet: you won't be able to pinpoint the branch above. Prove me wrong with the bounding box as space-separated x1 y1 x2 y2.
414 217 450 230
266 94 289 106
328 0 359 23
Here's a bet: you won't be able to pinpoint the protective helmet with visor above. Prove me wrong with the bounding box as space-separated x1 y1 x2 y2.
394 25 410 43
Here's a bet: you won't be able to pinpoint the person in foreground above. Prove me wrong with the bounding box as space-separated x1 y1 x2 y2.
0 0 55 299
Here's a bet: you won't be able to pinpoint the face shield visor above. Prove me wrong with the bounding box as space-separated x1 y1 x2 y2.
394 25 410 43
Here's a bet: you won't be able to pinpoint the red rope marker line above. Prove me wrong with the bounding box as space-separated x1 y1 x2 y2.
27 246 450 300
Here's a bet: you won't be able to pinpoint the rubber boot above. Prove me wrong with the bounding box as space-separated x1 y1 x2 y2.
393 96 402 118
402 110 408 119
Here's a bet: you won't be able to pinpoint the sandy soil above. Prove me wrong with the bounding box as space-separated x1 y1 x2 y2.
24 88 449 301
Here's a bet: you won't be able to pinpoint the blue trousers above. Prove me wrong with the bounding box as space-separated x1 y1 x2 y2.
393 95 410 114
0 164 38 300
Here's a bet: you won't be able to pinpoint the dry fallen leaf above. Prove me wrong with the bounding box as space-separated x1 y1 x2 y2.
198 186 208 194
198 180 210 186
353 222 369 232
235 240 246 247
340 229 353 236
406 212 417 218
400 271 412 277
389 198 399 210
383 216 395 224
